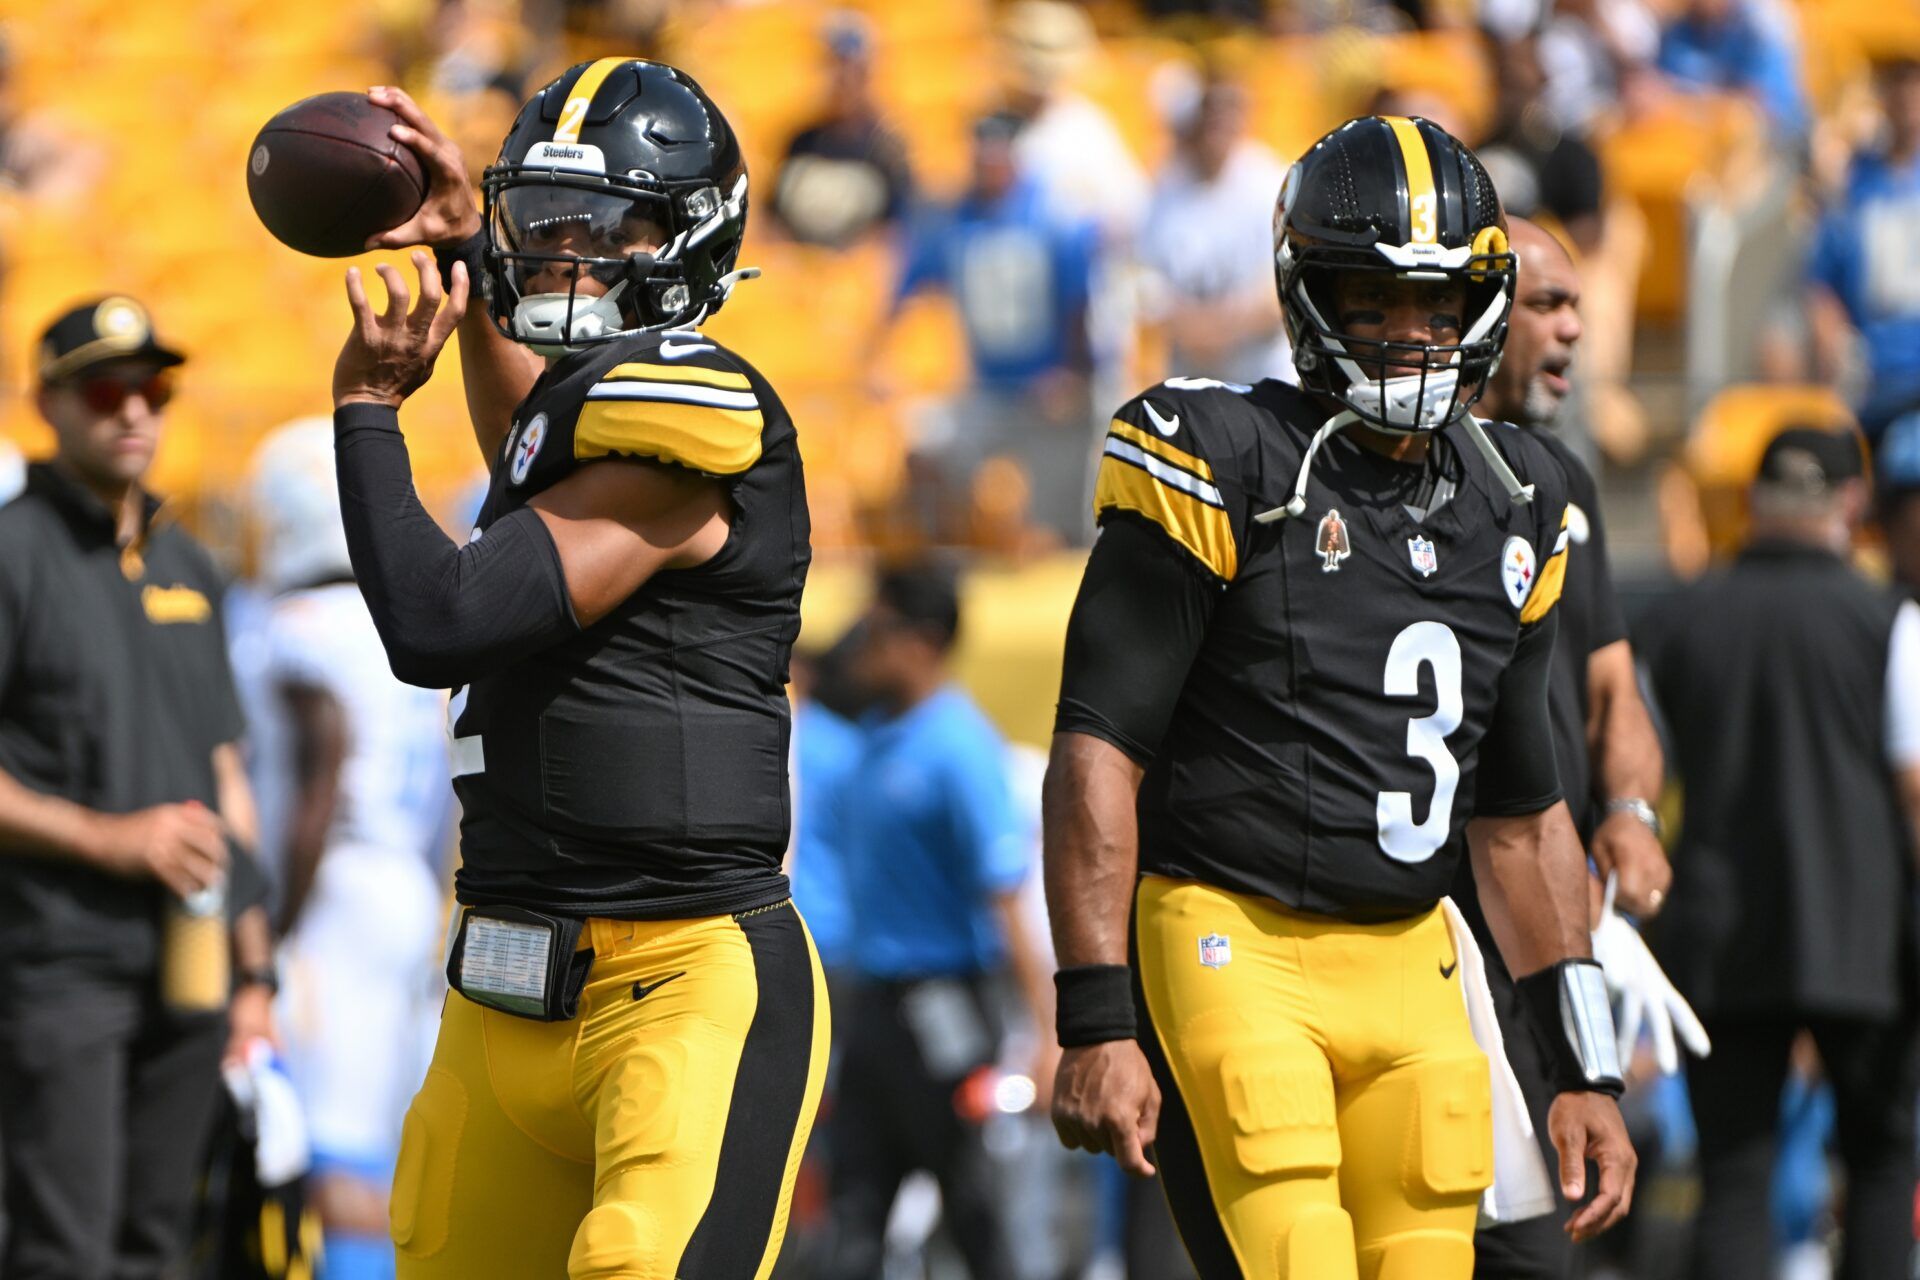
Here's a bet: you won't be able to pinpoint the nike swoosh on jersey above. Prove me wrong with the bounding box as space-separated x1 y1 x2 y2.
1143 400 1180 437
1440 959 1458 979
658 338 717 358
632 970 688 1000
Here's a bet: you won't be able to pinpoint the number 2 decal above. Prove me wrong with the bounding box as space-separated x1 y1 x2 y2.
1376 621 1462 862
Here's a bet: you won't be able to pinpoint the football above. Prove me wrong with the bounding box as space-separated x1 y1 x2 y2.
246 91 426 258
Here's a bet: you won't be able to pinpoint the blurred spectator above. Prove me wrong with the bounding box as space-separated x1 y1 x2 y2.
240 420 450 1280
1137 74 1290 386
998 0 1148 241
0 298 275 1279
1808 56 1920 441
886 112 1100 544
1537 0 1661 132
1656 0 1807 140
1639 427 1920 1280
1877 409 1920 601
1476 36 1606 256
0 29 103 204
820 563 1052 1280
769 13 913 250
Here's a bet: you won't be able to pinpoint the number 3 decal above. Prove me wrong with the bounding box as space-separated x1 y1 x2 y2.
1377 621 1462 863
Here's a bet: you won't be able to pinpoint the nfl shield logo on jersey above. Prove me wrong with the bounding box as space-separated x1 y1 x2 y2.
1407 535 1438 577
1198 933 1232 969
1501 536 1537 608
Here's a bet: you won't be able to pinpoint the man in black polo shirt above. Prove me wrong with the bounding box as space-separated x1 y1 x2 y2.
1640 426 1920 1280
0 298 276 1280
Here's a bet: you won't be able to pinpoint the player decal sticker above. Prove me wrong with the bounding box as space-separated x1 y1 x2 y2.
1316 509 1351 572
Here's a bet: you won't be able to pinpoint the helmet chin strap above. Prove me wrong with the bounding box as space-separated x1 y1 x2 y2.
512 279 633 356
1255 408 1535 524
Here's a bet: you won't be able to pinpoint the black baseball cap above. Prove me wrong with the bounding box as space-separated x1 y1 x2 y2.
1755 426 1864 496
37 297 186 385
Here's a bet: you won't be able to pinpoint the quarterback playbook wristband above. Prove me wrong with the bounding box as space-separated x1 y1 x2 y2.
434 230 488 285
1055 964 1137 1047
1516 959 1626 1097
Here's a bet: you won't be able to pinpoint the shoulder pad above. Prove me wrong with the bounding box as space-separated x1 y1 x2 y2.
573 337 763 477
1096 379 1253 581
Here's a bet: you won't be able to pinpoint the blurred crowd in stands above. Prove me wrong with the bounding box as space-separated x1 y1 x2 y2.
1 0 1919 1276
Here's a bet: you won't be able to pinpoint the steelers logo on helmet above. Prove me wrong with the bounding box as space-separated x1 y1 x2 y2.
480 58 755 356
1270 115 1516 437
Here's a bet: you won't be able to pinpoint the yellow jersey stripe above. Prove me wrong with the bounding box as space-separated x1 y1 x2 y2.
1520 547 1567 625
1096 454 1238 581
554 58 627 143
575 398 764 475
1107 418 1214 482
604 361 753 392
1384 115 1437 245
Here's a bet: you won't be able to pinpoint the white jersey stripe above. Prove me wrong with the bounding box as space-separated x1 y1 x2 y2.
584 382 760 411
1103 437 1227 507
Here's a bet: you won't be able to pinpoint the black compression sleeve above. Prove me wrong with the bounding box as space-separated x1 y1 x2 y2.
333 402 579 689
1054 513 1216 764
1474 609 1564 815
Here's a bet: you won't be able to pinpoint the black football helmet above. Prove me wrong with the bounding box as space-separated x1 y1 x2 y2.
1273 115 1515 435
482 59 750 354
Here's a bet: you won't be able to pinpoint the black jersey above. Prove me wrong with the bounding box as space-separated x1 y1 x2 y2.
1056 378 1571 922
451 328 809 919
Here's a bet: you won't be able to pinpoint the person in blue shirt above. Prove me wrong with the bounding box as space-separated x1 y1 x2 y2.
1658 0 1807 139
877 112 1102 544
787 653 863 976
1811 57 1920 440
819 562 1053 1280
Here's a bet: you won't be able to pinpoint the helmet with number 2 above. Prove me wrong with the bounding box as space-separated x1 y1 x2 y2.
483 58 750 355
1273 115 1515 434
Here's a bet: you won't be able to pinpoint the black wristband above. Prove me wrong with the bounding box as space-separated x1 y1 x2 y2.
1054 964 1136 1047
434 230 487 284
235 965 279 996
1515 959 1626 1097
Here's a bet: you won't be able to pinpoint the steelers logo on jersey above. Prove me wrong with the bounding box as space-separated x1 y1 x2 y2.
1501 536 1537 609
509 412 548 486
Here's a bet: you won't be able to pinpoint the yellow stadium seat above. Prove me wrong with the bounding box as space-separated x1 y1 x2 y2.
1686 383 1859 556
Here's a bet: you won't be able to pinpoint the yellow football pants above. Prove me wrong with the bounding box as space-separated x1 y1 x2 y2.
1136 877 1493 1280
389 901 829 1280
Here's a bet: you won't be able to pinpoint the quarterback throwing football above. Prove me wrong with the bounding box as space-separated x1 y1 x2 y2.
1044 116 1635 1278
327 61 824 1279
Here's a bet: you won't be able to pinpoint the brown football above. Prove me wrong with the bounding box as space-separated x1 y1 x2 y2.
247 92 426 258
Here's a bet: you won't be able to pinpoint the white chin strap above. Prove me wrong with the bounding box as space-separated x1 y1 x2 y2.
1255 409 1536 524
1340 366 1462 432
512 279 632 356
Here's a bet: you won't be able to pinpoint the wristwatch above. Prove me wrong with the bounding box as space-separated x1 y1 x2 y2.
235 965 280 996
1605 796 1663 838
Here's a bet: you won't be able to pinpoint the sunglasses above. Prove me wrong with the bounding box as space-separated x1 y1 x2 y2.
76 371 174 415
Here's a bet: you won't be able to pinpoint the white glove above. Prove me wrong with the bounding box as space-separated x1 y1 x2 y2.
1590 873 1712 1075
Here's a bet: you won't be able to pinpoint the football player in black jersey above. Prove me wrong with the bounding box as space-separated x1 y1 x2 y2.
325 61 824 1279
1459 218 1700 1280
1043 117 1636 1278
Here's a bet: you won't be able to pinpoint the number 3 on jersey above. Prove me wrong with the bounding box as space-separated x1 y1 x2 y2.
1376 621 1462 863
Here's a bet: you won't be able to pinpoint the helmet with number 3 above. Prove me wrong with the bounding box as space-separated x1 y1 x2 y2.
1273 116 1515 434
482 59 750 355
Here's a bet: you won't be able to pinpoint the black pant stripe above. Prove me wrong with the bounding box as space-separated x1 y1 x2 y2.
676 901 819 1277
1134 926 1246 1280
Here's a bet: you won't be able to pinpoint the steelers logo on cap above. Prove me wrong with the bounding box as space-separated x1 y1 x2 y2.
94 297 151 343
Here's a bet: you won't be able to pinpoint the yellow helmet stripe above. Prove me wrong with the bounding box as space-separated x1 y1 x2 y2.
553 57 629 143
1383 116 1437 245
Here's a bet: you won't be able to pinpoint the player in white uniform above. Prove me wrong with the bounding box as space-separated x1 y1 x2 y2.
244 420 453 1280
